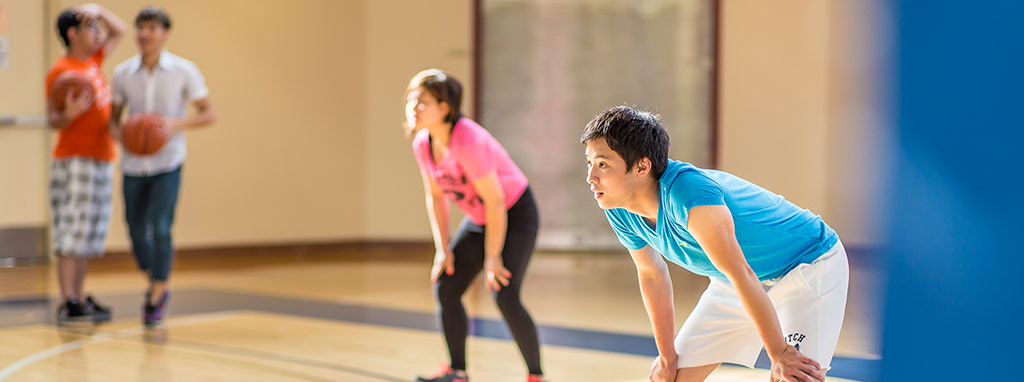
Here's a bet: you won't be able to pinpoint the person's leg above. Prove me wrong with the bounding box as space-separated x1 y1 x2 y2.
673 363 721 382
61 158 96 302
72 257 89 301
434 218 486 372
123 173 154 281
490 189 544 376
672 276 764 378
50 159 75 302
56 255 77 301
55 255 93 321
146 167 181 303
81 160 114 321
769 241 850 375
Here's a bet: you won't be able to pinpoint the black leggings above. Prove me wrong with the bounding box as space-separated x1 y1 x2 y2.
435 187 542 375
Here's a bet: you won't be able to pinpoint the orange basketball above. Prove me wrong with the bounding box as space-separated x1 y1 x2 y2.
121 113 169 155
50 71 95 111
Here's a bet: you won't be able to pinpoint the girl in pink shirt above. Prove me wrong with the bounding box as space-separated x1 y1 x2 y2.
407 69 545 382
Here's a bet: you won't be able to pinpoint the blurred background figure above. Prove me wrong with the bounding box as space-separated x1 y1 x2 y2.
45 3 125 323
405 69 546 382
109 6 215 328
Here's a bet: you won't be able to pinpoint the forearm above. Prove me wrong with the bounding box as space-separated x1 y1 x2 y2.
730 270 787 360
173 106 216 130
425 194 450 251
638 266 677 358
483 201 507 260
96 7 125 38
108 104 123 135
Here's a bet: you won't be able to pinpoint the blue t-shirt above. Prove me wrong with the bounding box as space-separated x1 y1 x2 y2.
606 160 837 280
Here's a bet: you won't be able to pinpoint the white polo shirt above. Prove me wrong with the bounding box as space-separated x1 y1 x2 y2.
112 50 209 176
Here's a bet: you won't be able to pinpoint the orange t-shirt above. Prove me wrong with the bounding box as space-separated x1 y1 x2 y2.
45 49 116 162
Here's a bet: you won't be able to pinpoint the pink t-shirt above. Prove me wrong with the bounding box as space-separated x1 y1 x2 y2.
412 118 529 225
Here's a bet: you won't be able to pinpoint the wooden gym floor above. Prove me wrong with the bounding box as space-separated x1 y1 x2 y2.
0 246 881 381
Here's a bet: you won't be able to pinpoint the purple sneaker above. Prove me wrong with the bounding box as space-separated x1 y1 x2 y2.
143 290 170 327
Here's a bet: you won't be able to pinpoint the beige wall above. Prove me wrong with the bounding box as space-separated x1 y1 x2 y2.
718 0 830 221
50 0 367 250
3 0 881 251
719 0 883 247
362 0 473 241
0 0 48 229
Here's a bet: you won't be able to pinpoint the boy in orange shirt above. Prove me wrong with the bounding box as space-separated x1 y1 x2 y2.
45 3 125 323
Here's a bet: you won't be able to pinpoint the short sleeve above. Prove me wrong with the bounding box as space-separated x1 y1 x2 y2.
605 209 648 250
184 62 210 101
672 170 726 212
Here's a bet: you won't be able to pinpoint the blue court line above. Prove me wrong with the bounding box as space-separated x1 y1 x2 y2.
0 291 879 381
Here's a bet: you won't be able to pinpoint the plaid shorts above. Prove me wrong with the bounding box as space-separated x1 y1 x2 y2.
50 158 114 258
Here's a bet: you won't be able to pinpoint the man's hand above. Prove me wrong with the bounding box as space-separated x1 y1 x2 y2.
770 345 825 382
63 89 94 122
158 116 180 135
74 3 102 22
649 354 678 382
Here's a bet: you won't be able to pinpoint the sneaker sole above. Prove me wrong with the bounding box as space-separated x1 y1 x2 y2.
91 312 112 323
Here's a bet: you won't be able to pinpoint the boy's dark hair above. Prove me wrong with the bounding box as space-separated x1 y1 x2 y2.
56 9 81 48
135 7 172 29
581 106 670 179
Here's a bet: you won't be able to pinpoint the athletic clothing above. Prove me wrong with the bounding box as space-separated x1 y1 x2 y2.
413 118 528 225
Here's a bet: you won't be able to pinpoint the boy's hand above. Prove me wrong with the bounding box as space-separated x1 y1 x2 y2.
63 89 94 121
770 345 825 382
649 354 678 382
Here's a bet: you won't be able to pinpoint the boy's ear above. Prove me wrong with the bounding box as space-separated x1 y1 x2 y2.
635 157 652 176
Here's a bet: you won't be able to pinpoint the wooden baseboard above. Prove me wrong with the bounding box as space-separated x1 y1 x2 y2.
97 240 434 264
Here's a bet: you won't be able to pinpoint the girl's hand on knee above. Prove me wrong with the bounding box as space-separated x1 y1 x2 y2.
485 257 511 292
430 248 455 283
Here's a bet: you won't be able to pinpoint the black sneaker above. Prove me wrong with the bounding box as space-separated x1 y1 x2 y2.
85 295 112 323
57 298 92 323
416 366 468 382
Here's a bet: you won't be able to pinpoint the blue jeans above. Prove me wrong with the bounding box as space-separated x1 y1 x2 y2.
123 166 181 282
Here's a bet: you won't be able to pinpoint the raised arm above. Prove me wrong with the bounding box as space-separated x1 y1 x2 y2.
75 4 126 55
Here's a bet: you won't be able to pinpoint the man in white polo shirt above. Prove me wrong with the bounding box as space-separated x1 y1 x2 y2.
110 6 216 327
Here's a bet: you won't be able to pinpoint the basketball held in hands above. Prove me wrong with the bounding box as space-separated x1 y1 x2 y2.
121 113 169 155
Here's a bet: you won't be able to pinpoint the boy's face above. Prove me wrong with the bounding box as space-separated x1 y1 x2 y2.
135 21 169 54
584 137 646 210
71 19 104 54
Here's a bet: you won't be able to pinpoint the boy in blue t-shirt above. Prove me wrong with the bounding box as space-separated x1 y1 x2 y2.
582 106 848 382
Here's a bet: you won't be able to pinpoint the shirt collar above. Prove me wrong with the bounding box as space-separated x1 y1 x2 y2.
133 50 172 73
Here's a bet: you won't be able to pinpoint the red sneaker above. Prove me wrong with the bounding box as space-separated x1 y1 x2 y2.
415 365 468 382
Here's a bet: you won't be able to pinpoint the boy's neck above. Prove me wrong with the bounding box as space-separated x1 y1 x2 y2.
628 179 661 224
67 46 94 62
142 50 162 70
